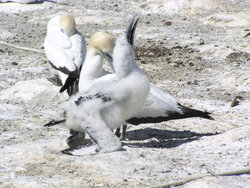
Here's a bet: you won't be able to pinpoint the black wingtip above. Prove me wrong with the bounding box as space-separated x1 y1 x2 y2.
180 104 214 120
198 111 214 120
126 105 214 125
43 119 66 127
126 16 139 46
59 75 77 94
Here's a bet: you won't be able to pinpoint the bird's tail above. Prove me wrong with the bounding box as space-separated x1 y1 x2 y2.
59 75 78 96
179 103 214 120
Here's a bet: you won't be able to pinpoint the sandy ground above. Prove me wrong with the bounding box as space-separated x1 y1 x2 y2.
0 0 250 187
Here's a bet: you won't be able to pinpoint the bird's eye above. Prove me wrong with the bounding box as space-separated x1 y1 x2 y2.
60 29 64 33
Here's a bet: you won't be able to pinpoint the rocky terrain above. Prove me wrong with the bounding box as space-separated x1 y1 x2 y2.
0 0 249 187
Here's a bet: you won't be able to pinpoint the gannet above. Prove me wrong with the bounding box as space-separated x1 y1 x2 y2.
78 31 115 92
44 15 86 147
44 15 86 95
62 17 150 155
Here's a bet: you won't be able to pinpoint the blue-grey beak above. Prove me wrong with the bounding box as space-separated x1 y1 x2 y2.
99 50 114 71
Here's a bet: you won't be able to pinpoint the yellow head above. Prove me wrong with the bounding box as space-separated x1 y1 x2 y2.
88 31 115 55
59 15 76 37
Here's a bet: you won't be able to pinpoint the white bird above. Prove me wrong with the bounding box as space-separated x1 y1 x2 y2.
62 17 150 155
78 31 115 93
44 15 86 95
44 15 86 148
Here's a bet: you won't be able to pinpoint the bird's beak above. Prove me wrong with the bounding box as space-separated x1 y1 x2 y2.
126 17 139 46
104 53 113 64
99 50 115 71
104 52 115 72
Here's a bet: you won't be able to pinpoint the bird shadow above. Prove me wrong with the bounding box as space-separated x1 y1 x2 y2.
123 128 219 149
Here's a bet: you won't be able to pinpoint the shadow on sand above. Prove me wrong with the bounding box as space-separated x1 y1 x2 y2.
123 128 219 149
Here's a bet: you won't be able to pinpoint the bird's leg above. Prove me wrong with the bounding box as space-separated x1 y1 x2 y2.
86 124 122 153
43 120 88 148
115 127 121 138
121 124 127 140
114 125 127 140
62 116 122 155
66 130 90 148
66 79 79 96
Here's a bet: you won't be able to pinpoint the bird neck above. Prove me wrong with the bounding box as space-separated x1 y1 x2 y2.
113 44 138 79
80 49 104 79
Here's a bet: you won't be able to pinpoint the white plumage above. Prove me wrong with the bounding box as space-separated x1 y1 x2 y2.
78 31 115 92
126 83 213 126
134 83 182 118
44 15 86 93
63 18 150 154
